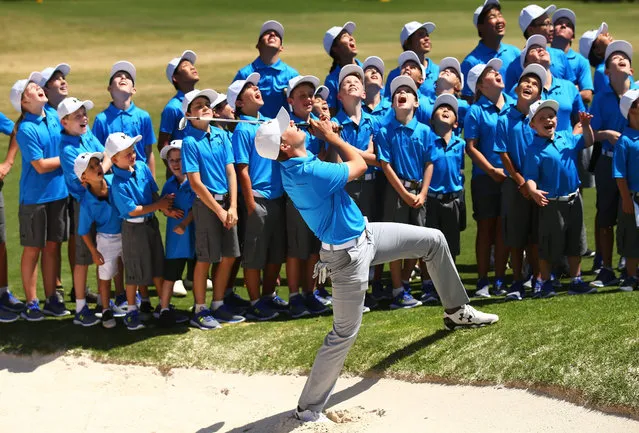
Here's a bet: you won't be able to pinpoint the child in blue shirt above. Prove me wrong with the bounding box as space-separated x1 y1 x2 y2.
323 22 362 114
579 22 613 95
362 57 391 123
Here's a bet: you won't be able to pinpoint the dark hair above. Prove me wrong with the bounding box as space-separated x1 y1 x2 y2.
588 48 604 68
605 50 632 69
518 73 543 90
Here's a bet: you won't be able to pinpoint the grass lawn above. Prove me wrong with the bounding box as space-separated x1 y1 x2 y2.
1 0 638 419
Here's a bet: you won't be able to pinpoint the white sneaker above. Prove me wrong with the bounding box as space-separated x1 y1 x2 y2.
206 279 213 290
293 407 330 423
362 305 371 314
172 280 187 297
474 286 491 298
443 304 499 330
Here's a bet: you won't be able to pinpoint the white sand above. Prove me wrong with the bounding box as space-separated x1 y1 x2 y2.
0 353 636 433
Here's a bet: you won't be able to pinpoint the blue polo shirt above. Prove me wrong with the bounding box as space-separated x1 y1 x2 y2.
541 76 585 133
280 154 365 244
234 58 299 119
78 174 121 236
324 58 363 109
430 133 466 193
232 114 283 199
333 109 378 175
522 131 585 197
377 116 432 181
290 112 322 155
161 176 195 260
16 111 68 205
362 97 391 126
385 58 439 100
494 105 535 177
464 93 514 177
160 90 186 140
92 102 156 163
594 63 609 95
111 161 158 219
44 103 62 132
591 83 638 153
613 127 639 191
565 48 594 92
461 41 521 97
505 47 575 90
60 131 105 201
414 94 469 135
182 124 234 194
0 112 14 135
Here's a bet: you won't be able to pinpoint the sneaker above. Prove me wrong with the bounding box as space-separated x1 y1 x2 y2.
568 279 597 295
101 309 116 329
0 290 25 314
73 305 100 327
538 280 556 298
371 281 392 301
592 254 603 274
139 301 153 321
362 305 371 314
263 294 289 315
293 407 330 423
124 309 145 331
590 267 619 288
618 256 627 271
443 304 499 330
43 295 71 317
69 287 98 303
491 278 507 296
504 280 525 301
305 292 330 315
245 299 279 321
135 292 142 307
183 278 193 289
172 280 187 297
224 289 252 315
402 281 412 294
110 300 127 318
21 300 44 321
531 278 543 298
159 308 189 327
619 276 638 292
115 293 128 310
314 287 332 306
289 294 311 319
212 303 246 324
190 308 221 330
390 289 422 309
364 292 378 310
474 278 491 298
550 273 562 289
582 249 596 258
0 309 19 323
420 280 440 305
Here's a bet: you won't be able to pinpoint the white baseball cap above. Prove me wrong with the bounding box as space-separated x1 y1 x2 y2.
254 107 290 160
287 75 320 98
519 4 556 34
439 57 464 90
160 140 183 160
323 22 356 55
314 85 329 101
363 56 385 78
473 0 500 27
467 58 503 94
73 152 103 180
105 132 142 158
38 63 71 87
604 40 633 65
110 60 136 83
552 8 576 27
390 75 418 97
520 34 548 67
166 50 197 83
400 21 436 47
398 51 425 80
182 89 219 115
620 89 639 119
210 93 228 110
520 63 547 88
9 71 46 113
57 97 94 119
227 72 260 111
259 20 284 40
578 22 607 59
432 93 459 119
338 64 364 89
528 99 559 120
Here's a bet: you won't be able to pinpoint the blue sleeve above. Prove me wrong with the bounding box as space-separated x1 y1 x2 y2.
324 74 338 109
143 163 159 193
571 87 586 117
463 106 480 140
223 134 234 165
91 114 107 144
77 201 94 237
160 104 179 135
0 113 14 136
493 116 507 153
112 184 137 217
572 133 585 152
594 67 609 94
562 54 576 84
590 94 604 131
504 61 520 92
376 128 391 163
16 124 43 161
613 136 628 179
522 148 540 183
181 137 200 173
232 128 252 165
60 146 80 185
312 161 349 198
142 112 156 146
576 57 594 92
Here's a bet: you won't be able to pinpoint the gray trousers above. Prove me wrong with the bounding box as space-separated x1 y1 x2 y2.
298 222 470 412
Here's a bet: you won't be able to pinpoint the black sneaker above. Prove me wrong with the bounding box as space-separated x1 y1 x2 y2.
139 301 153 321
0 290 25 314
224 289 251 315
21 300 45 322
101 309 116 329
43 295 71 317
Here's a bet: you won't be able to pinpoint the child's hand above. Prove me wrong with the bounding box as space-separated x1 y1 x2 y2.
217 209 229 226
411 193 426 208
173 224 185 235
490 167 507 183
309 118 337 142
92 251 105 266
622 197 635 215
165 208 184 219
530 188 549 207
226 207 238 228
402 192 418 207
158 193 175 211
578 111 593 127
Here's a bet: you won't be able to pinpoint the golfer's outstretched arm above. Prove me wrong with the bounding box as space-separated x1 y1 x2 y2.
310 118 367 181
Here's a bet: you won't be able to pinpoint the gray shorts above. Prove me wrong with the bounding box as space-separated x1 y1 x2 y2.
616 198 639 258
382 181 427 226
192 198 240 264
538 193 587 263
345 176 377 221
594 155 619 227
72 198 96 266
501 178 538 248
243 197 286 269
578 147 596 188
425 193 462 256
471 175 502 221
0 191 6 244
19 198 68 248
121 216 164 285
286 197 320 260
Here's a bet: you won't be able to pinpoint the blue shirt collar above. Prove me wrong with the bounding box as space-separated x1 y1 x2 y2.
477 93 512 109
389 114 419 131
623 126 639 139
113 164 134 180
105 102 136 116
239 113 261 121
280 154 314 169
186 124 209 140
335 109 372 126
24 111 45 124
174 90 186 101
252 57 285 71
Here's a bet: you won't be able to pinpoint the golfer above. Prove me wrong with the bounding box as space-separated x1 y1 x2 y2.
253 107 499 423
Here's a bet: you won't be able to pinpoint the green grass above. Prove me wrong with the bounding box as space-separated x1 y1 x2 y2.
0 0 639 420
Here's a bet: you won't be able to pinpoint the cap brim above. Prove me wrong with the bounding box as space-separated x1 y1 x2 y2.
438 57 464 89
288 76 320 98
27 71 45 86
338 65 364 88
432 94 459 118
520 63 547 88
54 63 71 77
486 58 503 73
363 56 385 77
211 93 228 109
390 75 418 97
160 143 182 160
621 89 639 119
314 86 329 100
530 100 559 119
181 50 197 65
343 21 356 35
521 35 547 67
605 40 633 64
260 21 284 39
246 72 261 87
552 8 576 26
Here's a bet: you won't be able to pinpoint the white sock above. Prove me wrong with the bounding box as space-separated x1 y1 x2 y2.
0 286 8 295
76 299 86 312
392 287 404 297
128 304 137 312
195 303 207 314
211 300 223 311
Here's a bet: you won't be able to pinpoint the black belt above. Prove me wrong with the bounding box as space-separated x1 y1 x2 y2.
427 191 463 201
401 179 422 190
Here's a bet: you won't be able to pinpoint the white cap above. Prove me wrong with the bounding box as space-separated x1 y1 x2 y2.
439 57 464 90
399 21 436 47
160 140 183 160
259 20 284 39
109 61 136 83
528 99 559 119
210 93 228 110
323 22 356 55
338 64 364 89
254 107 289 160
521 34 548 67
57 97 94 119
552 8 576 27
519 4 556 34
467 58 503 94
181 89 219 115
363 56 385 77
520 63 547 87
390 75 418 97
432 93 459 119
105 132 142 158
73 152 103 180
398 51 425 80
579 22 607 59
9 71 46 113
38 63 71 87
166 50 197 83
227 72 260 111
287 75 320 98
314 85 329 100
620 89 639 119
604 40 633 65
473 0 500 27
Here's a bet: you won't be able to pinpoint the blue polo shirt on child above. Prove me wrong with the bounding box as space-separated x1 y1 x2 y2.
280 155 365 244
541 76 585 133
92 102 156 163
429 133 466 193
565 48 594 92
16 111 68 205
377 116 432 181
613 127 639 191
594 63 609 95
522 131 585 197
182 124 234 194
505 47 575 90
160 90 186 141
44 103 62 131
324 59 363 109
290 112 322 155
60 131 105 201
333 109 378 175
591 82 638 154
362 98 391 125
464 93 514 177
78 174 121 236
234 58 299 119
416 94 469 135
111 161 158 219
461 41 521 97
232 114 283 199
494 105 535 177
385 58 439 100
161 176 195 260
0 112 14 135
